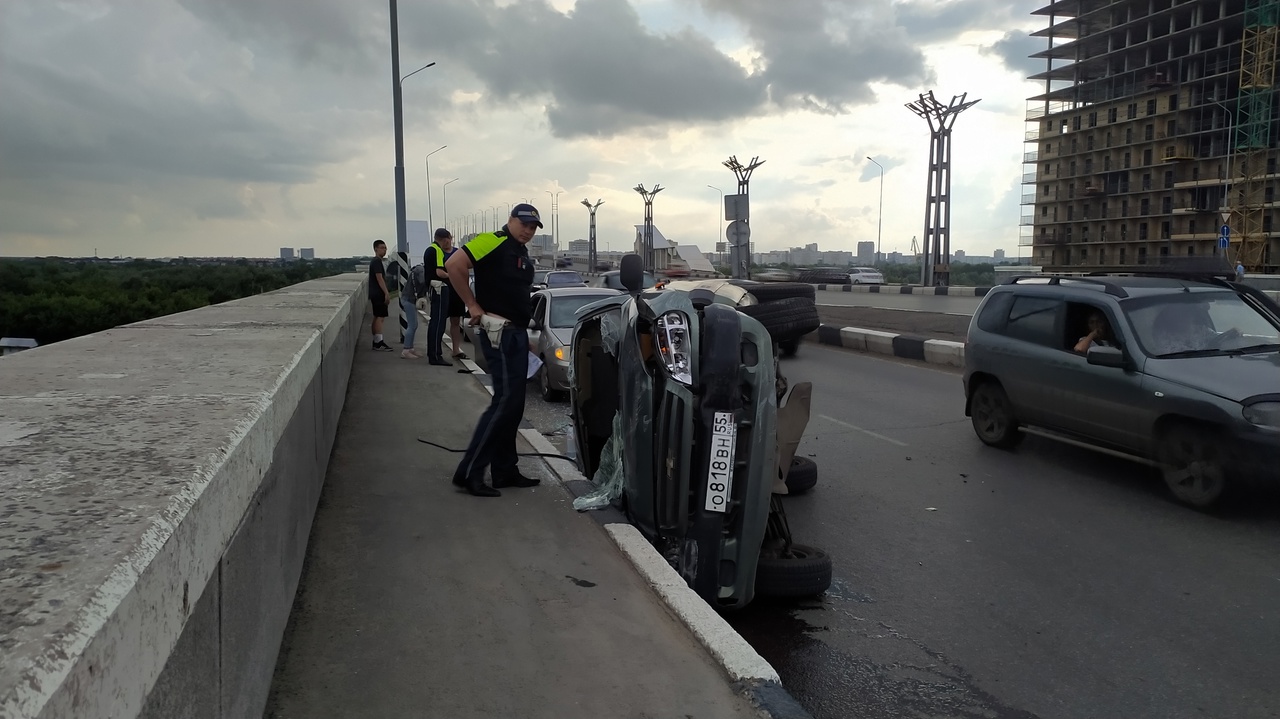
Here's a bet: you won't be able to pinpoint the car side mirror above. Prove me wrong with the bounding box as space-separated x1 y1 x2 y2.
1086 345 1126 368
529 319 541 331
619 254 644 294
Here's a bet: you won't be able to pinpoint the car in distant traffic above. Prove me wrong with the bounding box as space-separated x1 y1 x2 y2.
589 269 658 292
532 269 587 290
848 267 885 285
555 257 573 268
963 264 1280 509
529 287 624 400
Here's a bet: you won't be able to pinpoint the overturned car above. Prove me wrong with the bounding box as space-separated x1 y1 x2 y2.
568 255 830 610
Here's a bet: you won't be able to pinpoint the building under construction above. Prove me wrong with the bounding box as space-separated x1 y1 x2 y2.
1025 0 1279 273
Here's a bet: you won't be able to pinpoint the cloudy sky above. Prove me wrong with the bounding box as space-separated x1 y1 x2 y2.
0 0 1046 260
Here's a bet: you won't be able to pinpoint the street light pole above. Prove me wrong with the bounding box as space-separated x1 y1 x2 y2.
582 198 604 271
424 145 446 229
706 184 723 263
866 157 884 264
546 189 563 255
442 178 459 231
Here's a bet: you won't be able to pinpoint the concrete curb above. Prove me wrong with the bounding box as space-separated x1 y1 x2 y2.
812 282 991 296
450 336 812 719
817 323 966 367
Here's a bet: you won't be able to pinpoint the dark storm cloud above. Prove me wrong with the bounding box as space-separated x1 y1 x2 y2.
982 30 1047 79
894 0 1027 44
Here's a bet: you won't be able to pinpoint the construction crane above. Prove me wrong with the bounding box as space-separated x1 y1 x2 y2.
1232 0 1278 272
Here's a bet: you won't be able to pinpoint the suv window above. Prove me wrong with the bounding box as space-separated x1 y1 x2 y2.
977 292 1015 333
1003 296 1062 347
1126 291 1280 357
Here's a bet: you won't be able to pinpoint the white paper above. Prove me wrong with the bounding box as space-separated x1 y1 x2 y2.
527 351 543 379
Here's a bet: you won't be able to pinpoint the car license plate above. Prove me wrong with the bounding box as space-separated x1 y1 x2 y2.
704 411 737 513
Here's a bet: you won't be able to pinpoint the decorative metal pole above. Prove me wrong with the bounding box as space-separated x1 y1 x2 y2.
634 184 664 273
582 198 604 271
906 91 980 286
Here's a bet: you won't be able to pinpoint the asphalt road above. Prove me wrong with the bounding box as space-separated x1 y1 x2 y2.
814 288 983 315
721 343 1280 719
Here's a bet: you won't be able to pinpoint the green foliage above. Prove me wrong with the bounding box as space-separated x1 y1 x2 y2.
876 263 998 287
0 258 354 346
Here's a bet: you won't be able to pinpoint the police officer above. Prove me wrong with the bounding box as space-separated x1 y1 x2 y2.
445 204 541 497
424 227 455 366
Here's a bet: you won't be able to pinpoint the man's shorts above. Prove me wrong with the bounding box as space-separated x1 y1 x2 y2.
370 297 389 318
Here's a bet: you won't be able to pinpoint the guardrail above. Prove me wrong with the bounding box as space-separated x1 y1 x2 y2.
0 273 366 718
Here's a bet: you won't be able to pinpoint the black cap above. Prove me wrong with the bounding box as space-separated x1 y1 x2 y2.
434 227 452 239
510 203 544 229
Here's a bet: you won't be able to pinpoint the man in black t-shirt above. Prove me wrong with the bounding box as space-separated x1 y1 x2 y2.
368 239 392 351
444 203 540 497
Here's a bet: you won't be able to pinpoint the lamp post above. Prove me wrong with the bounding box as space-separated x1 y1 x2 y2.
424 145 446 228
634 184 664 273
441 178 459 232
582 198 604 271
546 189 562 255
866 157 884 264
492 205 502 231
706 184 724 262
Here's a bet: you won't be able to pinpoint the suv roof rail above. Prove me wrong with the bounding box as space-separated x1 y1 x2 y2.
1001 274 1129 298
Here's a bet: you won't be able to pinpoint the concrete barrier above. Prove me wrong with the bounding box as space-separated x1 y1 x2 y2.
0 274 366 719
816 323 968 368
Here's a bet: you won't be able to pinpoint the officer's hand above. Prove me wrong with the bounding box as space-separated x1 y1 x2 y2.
383 291 390 304
467 303 484 325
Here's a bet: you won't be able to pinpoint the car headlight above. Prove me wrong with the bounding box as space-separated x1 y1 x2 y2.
655 311 692 385
1243 401 1280 428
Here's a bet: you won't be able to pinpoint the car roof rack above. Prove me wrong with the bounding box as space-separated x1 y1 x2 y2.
1001 275 1129 298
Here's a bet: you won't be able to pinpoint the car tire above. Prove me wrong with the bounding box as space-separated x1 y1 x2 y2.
538 363 564 402
969 381 1022 449
738 281 816 304
1157 423 1229 509
784 456 817 495
754 544 832 599
777 338 799 358
737 297 821 342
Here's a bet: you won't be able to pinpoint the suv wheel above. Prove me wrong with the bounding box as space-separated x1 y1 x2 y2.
754 544 833 599
970 381 1022 448
778 338 799 358
784 456 817 495
1158 423 1228 508
737 297 821 342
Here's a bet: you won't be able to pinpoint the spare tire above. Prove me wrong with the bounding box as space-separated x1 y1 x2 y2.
732 281 816 304
754 544 832 599
738 297 821 342
785 456 817 495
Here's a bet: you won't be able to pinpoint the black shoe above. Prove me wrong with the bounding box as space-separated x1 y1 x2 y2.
429 357 453 366
373 341 393 352
451 473 467 488
467 479 501 497
493 472 540 489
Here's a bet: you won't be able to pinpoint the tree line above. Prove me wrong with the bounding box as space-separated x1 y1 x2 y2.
0 258 355 347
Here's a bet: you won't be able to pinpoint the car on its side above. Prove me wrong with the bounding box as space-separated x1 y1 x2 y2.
848 267 886 285
963 266 1280 508
529 287 624 401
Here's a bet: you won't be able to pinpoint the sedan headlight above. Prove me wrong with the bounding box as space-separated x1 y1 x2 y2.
655 311 692 385
1243 401 1280 428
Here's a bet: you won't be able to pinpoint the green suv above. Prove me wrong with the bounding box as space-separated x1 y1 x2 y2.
963 266 1280 508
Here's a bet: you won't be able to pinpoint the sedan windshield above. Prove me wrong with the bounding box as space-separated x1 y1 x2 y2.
547 271 584 286
1126 291 1280 357
549 294 618 328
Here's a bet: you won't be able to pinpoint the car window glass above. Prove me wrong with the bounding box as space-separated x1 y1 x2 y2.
1127 291 1280 356
1003 296 1062 347
976 292 1015 333
550 294 618 327
1066 301 1120 351
548 271 584 286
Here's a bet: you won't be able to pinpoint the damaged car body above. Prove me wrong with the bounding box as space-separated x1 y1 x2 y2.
568 255 830 609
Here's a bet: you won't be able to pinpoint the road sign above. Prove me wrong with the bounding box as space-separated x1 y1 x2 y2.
1221 210 1231 223
725 194 749 222
726 220 751 246
1220 236 1230 249
1221 224 1230 237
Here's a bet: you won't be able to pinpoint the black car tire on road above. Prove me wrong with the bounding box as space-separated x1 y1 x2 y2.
969 381 1023 449
1157 422 1229 509
777 338 799 358
538 364 564 402
737 281 816 304
784 456 817 495
737 297 821 343
754 544 833 599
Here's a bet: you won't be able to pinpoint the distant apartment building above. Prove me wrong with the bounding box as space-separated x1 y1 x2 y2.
994 248 1007 261
299 248 315 260
856 241 876 264
1025 0 1279 273
567 239 590 256
279 247 295 261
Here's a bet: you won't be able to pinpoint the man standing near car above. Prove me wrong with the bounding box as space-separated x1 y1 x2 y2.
368 239 393 351
423 228 455 366
445 204 541 497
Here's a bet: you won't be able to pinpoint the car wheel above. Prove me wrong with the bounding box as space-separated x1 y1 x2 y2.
1158 423 1228 509
970 381 1022 449
737 281 816 303
754 544 832 599
538 363 563 402
784 456 817 495
778 338 799 358
852 278 861 285
737 297 821 343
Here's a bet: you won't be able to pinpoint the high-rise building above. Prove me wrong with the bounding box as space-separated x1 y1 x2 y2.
856 241 875 264
280 247 295 261
300 248 315 260
1024 0 1279 273
994 248 1007 261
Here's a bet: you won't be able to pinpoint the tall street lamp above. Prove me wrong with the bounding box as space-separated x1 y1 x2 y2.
424 145 446 228
582 198 604 270
441 178 459 231
866 157 884 265
706 184 724 260
493 205 502 231
547 189 563 255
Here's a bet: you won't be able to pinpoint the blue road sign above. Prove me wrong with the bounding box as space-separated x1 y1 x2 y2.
1221 224 1231 237
1220 236 1230 249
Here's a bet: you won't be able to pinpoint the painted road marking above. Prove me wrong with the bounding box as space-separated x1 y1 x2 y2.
818 414 909 447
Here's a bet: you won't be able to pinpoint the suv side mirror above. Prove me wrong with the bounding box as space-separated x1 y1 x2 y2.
1086 345 1126 368
619 254 644 294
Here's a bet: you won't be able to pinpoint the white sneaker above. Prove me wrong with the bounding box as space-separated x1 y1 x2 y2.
401 349 421 359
